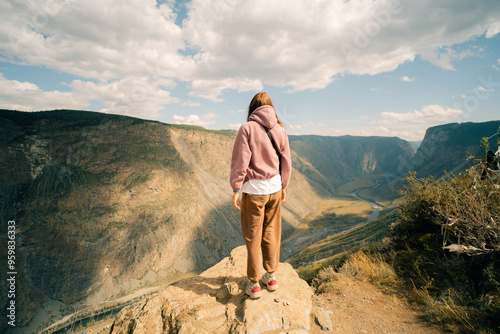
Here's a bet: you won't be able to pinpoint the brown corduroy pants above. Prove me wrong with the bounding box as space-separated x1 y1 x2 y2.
241 190 282 283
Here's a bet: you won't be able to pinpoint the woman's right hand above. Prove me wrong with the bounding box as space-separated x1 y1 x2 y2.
233 192 241 210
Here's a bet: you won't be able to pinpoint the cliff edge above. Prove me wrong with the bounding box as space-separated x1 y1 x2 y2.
110 246 313 334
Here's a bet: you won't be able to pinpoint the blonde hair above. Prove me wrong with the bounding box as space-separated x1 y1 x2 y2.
247 92 284 127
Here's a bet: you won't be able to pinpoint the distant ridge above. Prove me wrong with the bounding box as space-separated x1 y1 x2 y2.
288 134 416 195
413 120 500 178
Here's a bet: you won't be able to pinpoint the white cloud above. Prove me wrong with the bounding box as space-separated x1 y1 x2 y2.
183 0 500 99
0 0 499 105
172 112 217 128
70 76 179 119
0 73 178 119
485 21 500 38
400 75 415 82
419 46 479 71
380 104 463 123
0 73 86 111
0 0 192 81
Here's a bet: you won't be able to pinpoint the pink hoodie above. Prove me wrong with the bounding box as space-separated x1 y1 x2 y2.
230 105 292 191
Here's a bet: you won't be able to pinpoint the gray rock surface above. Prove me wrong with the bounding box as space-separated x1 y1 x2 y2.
314 307 333 331
110 246 313 333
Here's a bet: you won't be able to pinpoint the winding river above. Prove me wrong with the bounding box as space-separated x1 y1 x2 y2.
280 181 382 260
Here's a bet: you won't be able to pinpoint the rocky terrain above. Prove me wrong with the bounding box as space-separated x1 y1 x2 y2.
109 245 444 334
110 245 313 334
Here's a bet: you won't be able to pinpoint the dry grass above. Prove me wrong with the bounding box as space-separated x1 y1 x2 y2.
409 287 483 333
338 251 397 287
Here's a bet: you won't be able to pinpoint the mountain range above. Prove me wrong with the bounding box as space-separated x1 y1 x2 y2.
0 109 498 332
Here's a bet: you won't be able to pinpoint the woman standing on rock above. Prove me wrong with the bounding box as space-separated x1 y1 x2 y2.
230 92 292 299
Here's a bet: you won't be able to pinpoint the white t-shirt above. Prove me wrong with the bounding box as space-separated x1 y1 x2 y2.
241 174 282 195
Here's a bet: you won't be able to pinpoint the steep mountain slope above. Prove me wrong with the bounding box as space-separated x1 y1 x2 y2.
289 135 416 194
413 121 500 178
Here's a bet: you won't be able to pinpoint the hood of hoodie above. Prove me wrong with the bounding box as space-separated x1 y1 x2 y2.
248 105 277 129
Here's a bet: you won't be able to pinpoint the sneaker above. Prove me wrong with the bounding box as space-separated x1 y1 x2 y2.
261 272 278 291
245 281 262 299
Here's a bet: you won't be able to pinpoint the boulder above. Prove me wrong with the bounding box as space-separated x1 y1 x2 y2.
110 246 313 333
314 307 333 331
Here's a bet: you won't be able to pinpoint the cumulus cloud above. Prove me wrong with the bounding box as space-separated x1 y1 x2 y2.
380 105 463 123
183 0 500 98
0 0 192 81
0 73 86 110
0 73 177 119
70 76 180 119
0 0 499 108
172 112 217 128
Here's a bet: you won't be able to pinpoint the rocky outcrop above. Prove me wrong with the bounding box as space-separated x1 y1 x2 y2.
110 246 313 333
413 120 500 178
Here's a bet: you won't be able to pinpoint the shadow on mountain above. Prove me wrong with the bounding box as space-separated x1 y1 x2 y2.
189 201 244 272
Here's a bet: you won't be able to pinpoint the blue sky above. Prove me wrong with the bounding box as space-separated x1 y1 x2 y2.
1 0 499 141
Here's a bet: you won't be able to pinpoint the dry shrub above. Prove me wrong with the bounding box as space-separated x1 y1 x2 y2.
399 168 500 255
312 266 340 294
392 163 500 333
409 285 495 333
338 251 396 286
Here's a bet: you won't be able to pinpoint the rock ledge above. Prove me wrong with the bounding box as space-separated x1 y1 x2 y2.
110 246 312 333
